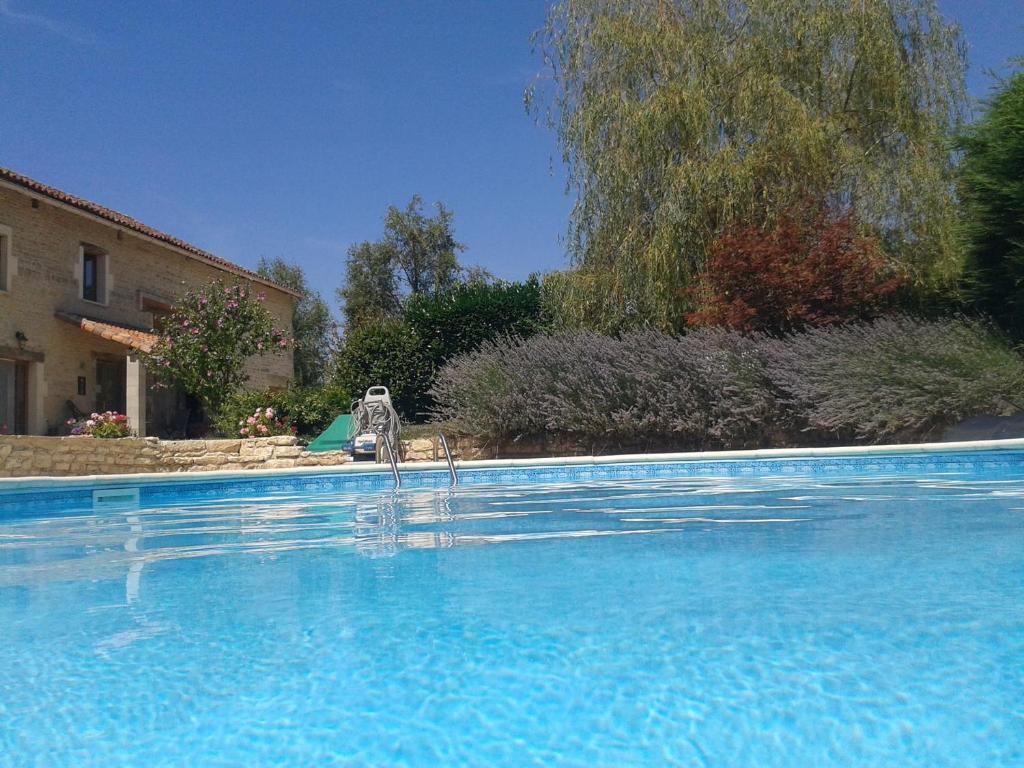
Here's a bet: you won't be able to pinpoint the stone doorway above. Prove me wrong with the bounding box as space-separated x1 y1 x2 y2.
0 358 28 434
95 357 127 415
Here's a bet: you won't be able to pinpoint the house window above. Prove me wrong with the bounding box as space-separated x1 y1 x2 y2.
141 294 174 331
0 224 11 292
81 244 106 303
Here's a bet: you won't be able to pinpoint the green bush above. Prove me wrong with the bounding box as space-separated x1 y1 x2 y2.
332 281 551 422
957 67 1024 338
761 315 1024 442
332 319 434 420
214 385 350 439
235 407 295 438
403 279 551 362
142 281 289 424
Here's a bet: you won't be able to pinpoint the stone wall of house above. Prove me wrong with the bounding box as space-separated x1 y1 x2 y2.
0 182 294 435
0 435 350 478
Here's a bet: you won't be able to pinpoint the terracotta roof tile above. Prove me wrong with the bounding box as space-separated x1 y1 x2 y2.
0 166 299 297
56 312 158 353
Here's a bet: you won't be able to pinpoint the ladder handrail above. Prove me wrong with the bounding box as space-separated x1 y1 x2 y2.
379 432 401 489
438 433 458 486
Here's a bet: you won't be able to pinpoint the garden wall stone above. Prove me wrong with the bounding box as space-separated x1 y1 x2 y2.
0 433 609 479
0 435 351 478
400 435 591 462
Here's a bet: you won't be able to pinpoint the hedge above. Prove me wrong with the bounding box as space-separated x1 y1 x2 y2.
332 280 551 421
214 385 351 439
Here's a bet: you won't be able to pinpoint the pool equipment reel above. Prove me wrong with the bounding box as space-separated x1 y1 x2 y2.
350 386 402 460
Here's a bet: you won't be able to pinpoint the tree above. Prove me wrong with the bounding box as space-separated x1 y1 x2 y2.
257 257 337 386
338 196 471 328
529 0 968 331
332 280 551 421
958 65 1024 338
143 282 290 426
686 202 904 332
403 278 552 363
333 318 435 420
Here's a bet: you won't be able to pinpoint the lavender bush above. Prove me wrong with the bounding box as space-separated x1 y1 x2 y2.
761 315 1024 442
430 329 778 449
431 317 1024 447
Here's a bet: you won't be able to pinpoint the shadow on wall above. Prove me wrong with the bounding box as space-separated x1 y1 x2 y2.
942 414 1024 442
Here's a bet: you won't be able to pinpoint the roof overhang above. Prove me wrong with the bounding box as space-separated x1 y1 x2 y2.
55 312 159 353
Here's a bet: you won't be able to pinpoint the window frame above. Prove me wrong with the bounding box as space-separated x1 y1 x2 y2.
0 224 11 294
79 243 108 305
140 292 174 332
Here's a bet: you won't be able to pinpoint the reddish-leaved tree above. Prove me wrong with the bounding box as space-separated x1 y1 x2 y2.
686 204 904 333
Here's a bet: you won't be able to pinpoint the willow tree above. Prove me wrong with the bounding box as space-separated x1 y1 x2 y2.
530 0 968 331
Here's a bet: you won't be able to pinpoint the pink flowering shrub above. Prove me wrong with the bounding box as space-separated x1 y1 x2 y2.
238 407 296 438
142 281 291 429
66 411 132 438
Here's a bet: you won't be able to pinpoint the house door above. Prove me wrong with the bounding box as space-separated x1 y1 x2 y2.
95 358 126 415
0 359 28 434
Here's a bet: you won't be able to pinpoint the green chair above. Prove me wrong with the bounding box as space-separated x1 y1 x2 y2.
306 413 355 453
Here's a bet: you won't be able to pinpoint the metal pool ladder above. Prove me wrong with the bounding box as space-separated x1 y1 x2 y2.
379 432 401 489
438 433 459 486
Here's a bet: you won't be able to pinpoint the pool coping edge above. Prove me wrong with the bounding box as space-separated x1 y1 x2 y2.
3 436 1024 493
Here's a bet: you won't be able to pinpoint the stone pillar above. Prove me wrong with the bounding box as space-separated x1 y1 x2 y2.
126 354 146 438
26 361 46 435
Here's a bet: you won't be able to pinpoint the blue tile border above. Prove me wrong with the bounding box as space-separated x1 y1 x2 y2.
3 447 1024 514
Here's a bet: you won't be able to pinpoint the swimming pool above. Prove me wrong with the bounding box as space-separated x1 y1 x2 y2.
1 445 1023 765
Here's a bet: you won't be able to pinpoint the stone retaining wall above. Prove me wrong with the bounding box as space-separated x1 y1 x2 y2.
0 434 597 479
4 428 1006 479
0 435 351 478
401 435 591 462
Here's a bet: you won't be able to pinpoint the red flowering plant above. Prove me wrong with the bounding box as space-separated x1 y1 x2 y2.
686 202 904 333
66 411 132 438
142 282 291 429
238 407 296 438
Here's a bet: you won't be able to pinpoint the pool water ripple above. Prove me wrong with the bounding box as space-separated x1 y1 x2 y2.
1 473 1023 765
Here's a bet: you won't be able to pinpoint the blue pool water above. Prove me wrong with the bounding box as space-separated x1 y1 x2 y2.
1 461 1023 765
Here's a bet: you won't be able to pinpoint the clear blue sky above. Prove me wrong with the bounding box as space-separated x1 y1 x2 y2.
2 1 1021 315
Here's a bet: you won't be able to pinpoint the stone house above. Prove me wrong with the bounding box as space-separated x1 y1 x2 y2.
0 166 296 437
